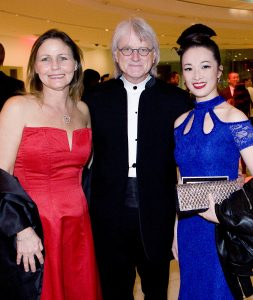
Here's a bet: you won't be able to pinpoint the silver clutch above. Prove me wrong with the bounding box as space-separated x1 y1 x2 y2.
176 180 239 215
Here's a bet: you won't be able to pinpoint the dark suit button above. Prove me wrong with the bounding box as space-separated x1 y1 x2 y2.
132 163 136 168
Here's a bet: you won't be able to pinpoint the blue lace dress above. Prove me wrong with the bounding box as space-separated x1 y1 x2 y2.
174 96 253 299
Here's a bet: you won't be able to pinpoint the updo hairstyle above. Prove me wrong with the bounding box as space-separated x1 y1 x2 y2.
176 24 221 65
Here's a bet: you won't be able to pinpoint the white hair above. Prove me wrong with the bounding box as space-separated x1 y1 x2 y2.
111 17 160 78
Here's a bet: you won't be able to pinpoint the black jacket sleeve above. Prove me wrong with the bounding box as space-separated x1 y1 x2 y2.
0 168 44 300
0 168 43 238
214 179 253 299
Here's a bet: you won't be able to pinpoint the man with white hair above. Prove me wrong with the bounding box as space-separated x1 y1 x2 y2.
86 17 189 300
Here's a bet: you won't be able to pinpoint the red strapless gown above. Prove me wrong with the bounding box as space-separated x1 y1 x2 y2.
14 127 102 300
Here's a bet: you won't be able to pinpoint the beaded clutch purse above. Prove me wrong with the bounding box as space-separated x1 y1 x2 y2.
176 180 239 215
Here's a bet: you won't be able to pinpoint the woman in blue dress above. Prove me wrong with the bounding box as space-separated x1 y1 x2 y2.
173 24 253 299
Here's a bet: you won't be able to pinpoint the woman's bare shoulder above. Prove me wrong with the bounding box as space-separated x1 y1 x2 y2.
76 100 89 113
1 95 39 122
174 110 192 128
216 102 248 123
76 100 91 127
2 94 38 110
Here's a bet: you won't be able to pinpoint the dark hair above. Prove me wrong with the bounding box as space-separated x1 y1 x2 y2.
176 24 221 65
100 73 110 83
83 69 100 89
0 43 5 65
233 82 251 116
27 29 83 101
234 82 249 96
167 71 179 80
241 75 252 83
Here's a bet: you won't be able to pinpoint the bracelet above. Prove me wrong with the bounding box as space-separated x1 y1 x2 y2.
16 231 35 241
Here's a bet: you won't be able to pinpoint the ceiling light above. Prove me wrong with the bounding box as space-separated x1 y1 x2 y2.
229 9 250 16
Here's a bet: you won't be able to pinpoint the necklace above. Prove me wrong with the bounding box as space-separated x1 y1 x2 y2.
63 114 71 124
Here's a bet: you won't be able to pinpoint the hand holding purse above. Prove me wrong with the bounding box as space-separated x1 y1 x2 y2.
176 179 239 215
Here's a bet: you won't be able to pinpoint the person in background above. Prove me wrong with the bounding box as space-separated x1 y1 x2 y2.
242 75 253 101
81 68 100 101
166 70 180 86
0 43 25 110
0 29 102 300
233 82 251 118
166 69 195 109
242 75 253 126
242 75 253 113
173 23 253 299
85 17 189 300
100 73 110 83
219 71 239 104
233 82 252 175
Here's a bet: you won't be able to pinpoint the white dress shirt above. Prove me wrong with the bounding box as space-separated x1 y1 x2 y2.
121 75 151 177
230 85 235 97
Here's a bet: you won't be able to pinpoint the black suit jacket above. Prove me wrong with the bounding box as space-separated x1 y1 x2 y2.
219 86 232 102
86 77 188 262
0 71 25 110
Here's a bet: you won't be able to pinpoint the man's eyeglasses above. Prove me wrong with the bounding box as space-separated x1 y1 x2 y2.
118 47 153 56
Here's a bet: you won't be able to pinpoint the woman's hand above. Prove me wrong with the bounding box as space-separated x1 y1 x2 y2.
172 216 178 261
199 194 219 223
16 227 44 272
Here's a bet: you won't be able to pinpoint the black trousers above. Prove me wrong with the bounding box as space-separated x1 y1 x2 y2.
94 178 170 300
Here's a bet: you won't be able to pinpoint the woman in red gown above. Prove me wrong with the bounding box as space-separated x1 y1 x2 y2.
0 29 102 300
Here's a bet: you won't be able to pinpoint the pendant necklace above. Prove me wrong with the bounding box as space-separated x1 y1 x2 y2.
62 99 73 124
63 114 71 124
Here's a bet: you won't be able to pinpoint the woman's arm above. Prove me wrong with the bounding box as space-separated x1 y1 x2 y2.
241 145 253 175
172 215 178 260
0 96 44 272
0 96 26 174
199 145 253 224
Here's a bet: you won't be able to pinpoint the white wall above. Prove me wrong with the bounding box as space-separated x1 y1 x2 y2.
82 47 114 78
0 35 34 80
160 48 180 63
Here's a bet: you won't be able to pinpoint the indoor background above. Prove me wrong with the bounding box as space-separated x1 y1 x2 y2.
1 0 253 87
